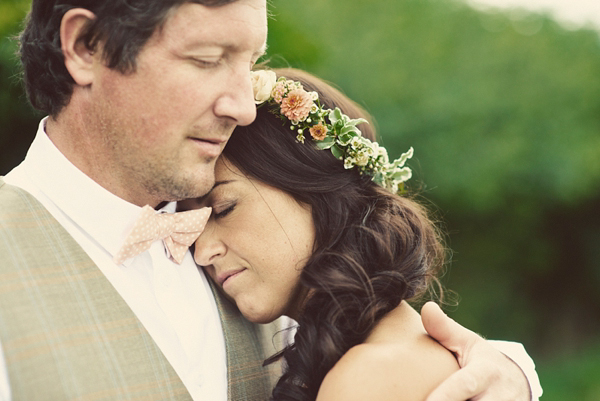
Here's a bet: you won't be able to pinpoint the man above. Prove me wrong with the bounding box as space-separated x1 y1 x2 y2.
0 0 541 400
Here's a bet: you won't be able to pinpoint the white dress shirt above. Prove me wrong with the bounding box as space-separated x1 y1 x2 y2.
1 118 542 401
1 118 227 401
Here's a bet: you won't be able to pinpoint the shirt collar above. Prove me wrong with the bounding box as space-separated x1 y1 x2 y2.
22 117 177 261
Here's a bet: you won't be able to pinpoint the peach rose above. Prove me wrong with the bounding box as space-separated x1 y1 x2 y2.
309 123 328 141
280 89 313 122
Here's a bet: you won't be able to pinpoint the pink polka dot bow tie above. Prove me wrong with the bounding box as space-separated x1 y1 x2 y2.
113 205 212 265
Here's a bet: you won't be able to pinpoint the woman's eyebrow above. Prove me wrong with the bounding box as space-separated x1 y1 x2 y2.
198 180 235 200
211 180 234 191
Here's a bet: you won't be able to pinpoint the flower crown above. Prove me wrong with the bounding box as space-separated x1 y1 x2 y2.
251 70 414 194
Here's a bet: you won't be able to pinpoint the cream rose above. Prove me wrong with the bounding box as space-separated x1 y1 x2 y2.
251 70 277 104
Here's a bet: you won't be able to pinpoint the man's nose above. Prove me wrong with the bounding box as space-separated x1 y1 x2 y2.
213 65 257 127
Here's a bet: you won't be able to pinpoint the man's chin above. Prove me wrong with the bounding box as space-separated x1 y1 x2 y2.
151 174 214 203
180 170 216 199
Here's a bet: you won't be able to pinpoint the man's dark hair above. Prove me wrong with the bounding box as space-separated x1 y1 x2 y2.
19 0 237 116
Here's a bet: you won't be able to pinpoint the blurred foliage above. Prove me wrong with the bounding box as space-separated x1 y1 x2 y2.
0 0 39 173
2 0 600 397
538 342 600 401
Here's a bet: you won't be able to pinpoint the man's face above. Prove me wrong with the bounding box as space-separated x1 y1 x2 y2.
88 0 267 206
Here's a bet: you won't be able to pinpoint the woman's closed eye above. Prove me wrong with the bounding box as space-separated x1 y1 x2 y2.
213 202 236 219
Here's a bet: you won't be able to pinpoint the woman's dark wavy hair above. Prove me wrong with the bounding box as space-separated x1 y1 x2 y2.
225 68 446 401
19 0 236 116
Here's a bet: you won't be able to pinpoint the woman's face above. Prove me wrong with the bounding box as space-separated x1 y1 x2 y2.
183 157 315 323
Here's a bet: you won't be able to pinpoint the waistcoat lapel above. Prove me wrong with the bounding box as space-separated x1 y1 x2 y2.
208 279 280 400
0 178 192 400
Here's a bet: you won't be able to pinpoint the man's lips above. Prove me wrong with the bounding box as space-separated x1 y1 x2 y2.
189 137 227 158
217 268 247 286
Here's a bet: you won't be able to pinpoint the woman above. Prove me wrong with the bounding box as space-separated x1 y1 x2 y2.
182 68 458 401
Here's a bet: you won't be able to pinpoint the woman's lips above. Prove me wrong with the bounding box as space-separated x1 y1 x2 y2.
218 268 247 287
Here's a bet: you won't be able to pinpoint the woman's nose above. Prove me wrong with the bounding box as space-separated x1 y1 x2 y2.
193 229 227 266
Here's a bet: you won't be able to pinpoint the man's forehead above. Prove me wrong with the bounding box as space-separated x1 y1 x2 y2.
162 1 268 51
167 1 267 30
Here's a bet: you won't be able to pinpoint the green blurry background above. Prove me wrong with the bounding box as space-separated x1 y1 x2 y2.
2 0 600 398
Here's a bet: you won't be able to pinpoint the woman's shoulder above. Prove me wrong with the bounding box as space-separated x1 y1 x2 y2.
316 303 459 401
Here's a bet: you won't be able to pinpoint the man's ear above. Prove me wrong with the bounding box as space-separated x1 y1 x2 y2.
61 8 97 86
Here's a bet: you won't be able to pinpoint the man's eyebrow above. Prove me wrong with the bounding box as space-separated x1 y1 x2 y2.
181 40 267 57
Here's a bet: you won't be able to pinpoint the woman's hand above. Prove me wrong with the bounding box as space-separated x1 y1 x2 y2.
420 302 532 401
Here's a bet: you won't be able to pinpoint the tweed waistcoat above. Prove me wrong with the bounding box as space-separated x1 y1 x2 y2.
0 178 276 400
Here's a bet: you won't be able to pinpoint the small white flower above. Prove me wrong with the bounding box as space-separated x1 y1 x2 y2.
344 158 355 169
355 151 369 166
309 91 319 101
286 81 297 91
